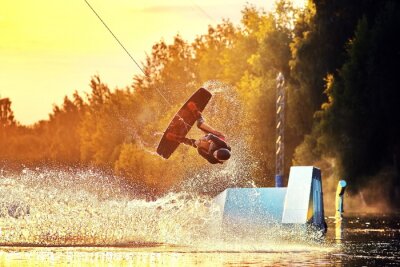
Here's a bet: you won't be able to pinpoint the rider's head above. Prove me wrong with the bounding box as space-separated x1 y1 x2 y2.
213 148 231 162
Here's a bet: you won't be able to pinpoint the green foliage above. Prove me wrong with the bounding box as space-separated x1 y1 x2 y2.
311 2 400 192
290 1 400 207
288 0 382 137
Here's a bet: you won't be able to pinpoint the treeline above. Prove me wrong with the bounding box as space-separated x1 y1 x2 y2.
1 0 399 205
290 0 400 206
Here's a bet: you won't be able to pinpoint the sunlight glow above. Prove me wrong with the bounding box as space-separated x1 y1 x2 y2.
0 0 306 125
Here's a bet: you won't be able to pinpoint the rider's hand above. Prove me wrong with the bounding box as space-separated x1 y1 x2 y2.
213 131 225 139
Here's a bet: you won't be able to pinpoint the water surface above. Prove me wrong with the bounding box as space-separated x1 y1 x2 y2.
1 170 399 266
1 214 399 266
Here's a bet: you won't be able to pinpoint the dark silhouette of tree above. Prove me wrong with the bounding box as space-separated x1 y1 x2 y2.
0 98 15 128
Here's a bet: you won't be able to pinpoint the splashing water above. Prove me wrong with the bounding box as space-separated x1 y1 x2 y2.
173 80 259 194
0 168 222 247
0 82 335 252
0 168 335 253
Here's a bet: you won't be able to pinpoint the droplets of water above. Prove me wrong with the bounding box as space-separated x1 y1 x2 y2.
0 168 223 246
0 168 329 251
172 80 258 195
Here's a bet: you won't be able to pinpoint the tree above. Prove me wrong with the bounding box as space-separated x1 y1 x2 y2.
298 1 400 207
289 0 383 137
45 92 85 163
0 98 15 128
0 98 16 161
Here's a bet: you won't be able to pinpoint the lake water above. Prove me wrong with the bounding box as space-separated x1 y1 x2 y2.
1 214 399 266
1 170 399 266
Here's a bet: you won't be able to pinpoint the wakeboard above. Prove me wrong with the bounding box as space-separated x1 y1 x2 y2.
157 88 212 159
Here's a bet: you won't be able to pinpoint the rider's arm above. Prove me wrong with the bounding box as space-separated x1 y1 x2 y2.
197 119 225 139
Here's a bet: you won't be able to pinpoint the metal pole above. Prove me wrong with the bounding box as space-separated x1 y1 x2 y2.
275 73 285 187
335 180 347 219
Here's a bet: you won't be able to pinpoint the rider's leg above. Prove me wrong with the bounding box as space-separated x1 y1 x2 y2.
181 137 197 148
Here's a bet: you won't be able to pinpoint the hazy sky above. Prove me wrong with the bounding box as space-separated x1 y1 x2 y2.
1 0 305 125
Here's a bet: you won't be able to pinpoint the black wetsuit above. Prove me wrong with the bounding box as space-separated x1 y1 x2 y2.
182 133 231 164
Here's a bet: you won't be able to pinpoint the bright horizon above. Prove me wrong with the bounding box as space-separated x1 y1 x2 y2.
1 0 305 125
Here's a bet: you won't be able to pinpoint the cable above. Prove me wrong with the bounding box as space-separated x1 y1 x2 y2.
84 0 145 75
189 0 215 23
84 0 199 130
83 0 173 106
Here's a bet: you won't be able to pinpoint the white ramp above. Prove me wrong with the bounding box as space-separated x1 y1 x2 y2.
282 166 321 224
212 166 326 231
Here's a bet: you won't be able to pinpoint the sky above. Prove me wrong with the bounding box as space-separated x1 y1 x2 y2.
0 0 305 125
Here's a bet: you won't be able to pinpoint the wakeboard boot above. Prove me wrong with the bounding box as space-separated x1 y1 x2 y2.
187 101 202 120
165 132 185 143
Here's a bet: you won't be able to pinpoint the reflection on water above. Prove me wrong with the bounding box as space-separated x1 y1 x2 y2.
332 214 400 266
1 217 399 266
0 247 338 266
335 218 344 244
1 170 400 266
0 214 400 266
